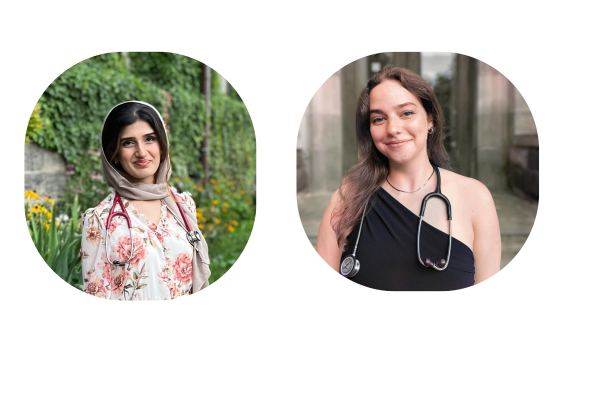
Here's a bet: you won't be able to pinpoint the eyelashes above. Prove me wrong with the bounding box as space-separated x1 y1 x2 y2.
371 110 415 124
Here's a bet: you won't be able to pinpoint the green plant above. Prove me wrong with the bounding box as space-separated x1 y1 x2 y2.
25 103 46 144
25 193 82 290
207 220 254 284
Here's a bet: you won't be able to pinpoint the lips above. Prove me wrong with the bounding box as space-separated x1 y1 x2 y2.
383 139 411 148
133 160 151 167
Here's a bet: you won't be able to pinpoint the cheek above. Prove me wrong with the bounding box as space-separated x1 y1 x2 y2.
118 148 131 162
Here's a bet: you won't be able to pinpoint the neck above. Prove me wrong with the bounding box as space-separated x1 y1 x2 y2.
387 152 434 192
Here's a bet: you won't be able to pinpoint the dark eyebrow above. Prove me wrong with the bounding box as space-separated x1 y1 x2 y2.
370 102 418 114
120 132 156 142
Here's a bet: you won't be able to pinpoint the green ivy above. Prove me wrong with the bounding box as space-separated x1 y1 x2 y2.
31 52 255 213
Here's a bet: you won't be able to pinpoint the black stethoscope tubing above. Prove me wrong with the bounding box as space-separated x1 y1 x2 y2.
340 164 452 277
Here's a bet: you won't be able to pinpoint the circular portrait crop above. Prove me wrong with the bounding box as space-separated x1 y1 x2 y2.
24 52 256 300
297 52 538 291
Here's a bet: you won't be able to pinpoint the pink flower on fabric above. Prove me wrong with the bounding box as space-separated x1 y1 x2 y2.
169 252 193 284
157 271 168 280
167 282 180 300
108 218 123 235
111 268 131 298
97 253 112 281
94 201 107 211
112 235 147 268
85 278 108 298
86 226 101 244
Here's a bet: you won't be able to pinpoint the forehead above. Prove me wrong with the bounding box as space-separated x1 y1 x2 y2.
119 120 154 138
369 79 422 111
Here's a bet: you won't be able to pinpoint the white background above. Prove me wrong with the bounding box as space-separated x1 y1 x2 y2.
2 1 599 399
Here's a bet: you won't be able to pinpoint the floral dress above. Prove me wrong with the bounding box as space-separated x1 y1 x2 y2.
81 189 197 300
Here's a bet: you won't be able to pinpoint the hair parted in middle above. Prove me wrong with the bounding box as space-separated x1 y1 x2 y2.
331 65 450 251
101 101 177 200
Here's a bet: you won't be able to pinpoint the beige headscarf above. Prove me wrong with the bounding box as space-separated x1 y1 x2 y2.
100 101 210 292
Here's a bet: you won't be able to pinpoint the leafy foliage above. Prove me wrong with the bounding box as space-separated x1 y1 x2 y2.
25 194 83 290
26 52 256 286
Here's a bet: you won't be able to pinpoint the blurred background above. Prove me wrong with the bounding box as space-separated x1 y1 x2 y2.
24 52 256 289
297 52 538 269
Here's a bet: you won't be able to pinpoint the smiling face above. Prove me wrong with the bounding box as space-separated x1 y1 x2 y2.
117 120 161 184
369 79 433 166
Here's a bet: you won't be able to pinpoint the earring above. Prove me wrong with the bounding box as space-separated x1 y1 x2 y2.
428 127 434 134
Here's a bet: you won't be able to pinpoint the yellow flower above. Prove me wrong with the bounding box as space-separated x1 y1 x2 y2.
222 208 228 213
46 211 52 220
216 188 222 194
43 196 55 205
27 213 31 219
211 199 218 205
203 233 207 238
197 187 203 192
223 201 230 208
232 220 239 227
214 218 221 224
200 216 207 222
210 179 218 185
239 191 245 195
44 222 50 230
198 224 205 230
175 177 181 182
25 191 40 200
227 226 234 232
207 223 214 231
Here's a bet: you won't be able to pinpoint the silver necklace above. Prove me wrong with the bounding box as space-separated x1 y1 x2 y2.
386 167 435 193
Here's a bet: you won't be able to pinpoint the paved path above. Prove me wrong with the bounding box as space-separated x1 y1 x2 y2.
297 189 538 269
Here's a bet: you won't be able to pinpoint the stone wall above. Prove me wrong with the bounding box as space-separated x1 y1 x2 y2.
24 143 67 200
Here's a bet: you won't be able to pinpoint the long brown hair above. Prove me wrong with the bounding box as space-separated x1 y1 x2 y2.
332 65 449 251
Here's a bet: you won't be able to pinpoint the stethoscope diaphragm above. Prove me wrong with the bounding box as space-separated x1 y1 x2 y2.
340 255 360 277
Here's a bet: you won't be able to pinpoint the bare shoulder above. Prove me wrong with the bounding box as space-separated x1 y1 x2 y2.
440 168 495 219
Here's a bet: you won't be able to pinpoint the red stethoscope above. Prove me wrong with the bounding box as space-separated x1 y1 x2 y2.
105 191 201 267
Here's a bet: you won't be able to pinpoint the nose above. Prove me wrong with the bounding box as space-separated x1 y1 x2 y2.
135 141 149 157
387 114 403 135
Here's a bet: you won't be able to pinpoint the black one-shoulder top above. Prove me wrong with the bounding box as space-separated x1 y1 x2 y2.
341 187 475 291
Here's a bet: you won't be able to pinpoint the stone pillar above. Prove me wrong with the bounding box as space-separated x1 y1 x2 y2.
392 52 421 74
340 57 368 174
474 60 514 191
297 71 343 193
449 54 477 177
24 143 67 200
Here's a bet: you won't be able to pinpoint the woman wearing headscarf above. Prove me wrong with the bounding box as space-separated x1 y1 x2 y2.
81 101 210 300
317 65 501 291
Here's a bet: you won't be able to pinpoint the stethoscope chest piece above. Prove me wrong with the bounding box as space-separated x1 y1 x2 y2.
186 230 202 245
340 255 360 277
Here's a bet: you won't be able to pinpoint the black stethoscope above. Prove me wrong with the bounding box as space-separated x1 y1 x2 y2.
340 165 452 277
105 191 203 267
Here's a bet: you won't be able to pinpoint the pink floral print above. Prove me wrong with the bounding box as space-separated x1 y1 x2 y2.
86 226 101 244
169 252 193 284
111 267 131 298
112 235 148 268
84 277 108 298
81 189 198 300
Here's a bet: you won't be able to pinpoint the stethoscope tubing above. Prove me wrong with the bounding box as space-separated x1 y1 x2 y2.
104 190 202 267
341 164 453 276
105 192 135 266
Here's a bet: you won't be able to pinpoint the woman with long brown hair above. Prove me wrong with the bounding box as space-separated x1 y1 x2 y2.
317 65 500 290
